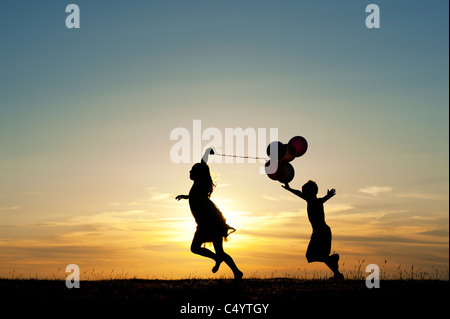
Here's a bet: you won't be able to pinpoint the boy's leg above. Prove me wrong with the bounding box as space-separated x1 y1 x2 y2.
321 227 343 278
325 254 339 272
325 254 344 279
308 229 343 278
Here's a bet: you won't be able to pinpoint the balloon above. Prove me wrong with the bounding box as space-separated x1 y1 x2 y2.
266 141 286 160
279 144 296 162
265 137 304 184
288 136 308 157
265 160 284 180
278 162 295 183
265 161 295 183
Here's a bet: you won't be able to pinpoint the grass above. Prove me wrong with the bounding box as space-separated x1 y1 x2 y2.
0 276 448 317
5 260 448 281
2 263 448 316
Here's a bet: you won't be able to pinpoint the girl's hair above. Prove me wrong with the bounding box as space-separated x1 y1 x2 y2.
191 162 216 198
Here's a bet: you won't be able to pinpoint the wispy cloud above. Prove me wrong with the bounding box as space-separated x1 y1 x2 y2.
326 203 355 215
216 183 231 188
0 205 20 211
263 195 280 201
262 194 297 202
358 186 393 196
149 193 172 202
147 188 173 202
395 192 448 201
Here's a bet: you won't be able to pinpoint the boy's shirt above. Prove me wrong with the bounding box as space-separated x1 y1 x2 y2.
306 198 327 230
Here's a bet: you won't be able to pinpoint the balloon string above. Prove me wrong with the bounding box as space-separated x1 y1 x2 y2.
213 153 269 160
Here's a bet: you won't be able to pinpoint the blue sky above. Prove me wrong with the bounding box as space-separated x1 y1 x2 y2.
0 1 448 278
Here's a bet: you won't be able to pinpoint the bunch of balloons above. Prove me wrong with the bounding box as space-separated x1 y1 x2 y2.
264 136 308 184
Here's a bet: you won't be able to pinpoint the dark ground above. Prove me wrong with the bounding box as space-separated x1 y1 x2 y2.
1 278 448 317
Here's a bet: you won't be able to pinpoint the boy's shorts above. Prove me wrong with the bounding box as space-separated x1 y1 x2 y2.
306 225 332 262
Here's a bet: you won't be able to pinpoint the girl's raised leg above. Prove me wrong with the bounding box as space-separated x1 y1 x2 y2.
190 232 216 260
213 239 243 280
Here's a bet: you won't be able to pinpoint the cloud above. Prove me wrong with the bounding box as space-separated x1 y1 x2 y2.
417 229 449 237
263 195 279 201
395 193 448 201
326 203 355 215
216 183 231 188
0 205 20 211
336 234 415 245
358 186 393 196
149 193 172 202
147 188 173 202
262 194 297 202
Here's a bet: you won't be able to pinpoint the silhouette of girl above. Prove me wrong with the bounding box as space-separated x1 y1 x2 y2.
176 148 243 280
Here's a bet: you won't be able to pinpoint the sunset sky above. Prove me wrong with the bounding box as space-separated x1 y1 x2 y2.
0 1 448 279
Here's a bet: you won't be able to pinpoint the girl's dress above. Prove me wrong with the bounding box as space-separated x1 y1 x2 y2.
189 182 235 244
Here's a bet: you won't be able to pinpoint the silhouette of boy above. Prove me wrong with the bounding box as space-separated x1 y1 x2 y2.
283 180 344 279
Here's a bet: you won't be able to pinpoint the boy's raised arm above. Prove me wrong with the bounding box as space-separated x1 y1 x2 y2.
282 183 306 200
321 188 336 202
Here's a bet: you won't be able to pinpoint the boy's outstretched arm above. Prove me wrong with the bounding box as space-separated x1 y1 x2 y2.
282 183 306 200
321 188 336 202
175 195 189 200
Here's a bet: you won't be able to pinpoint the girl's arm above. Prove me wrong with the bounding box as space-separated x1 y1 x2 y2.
282 183 306 200
175 195 189 200
201 148 215 164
